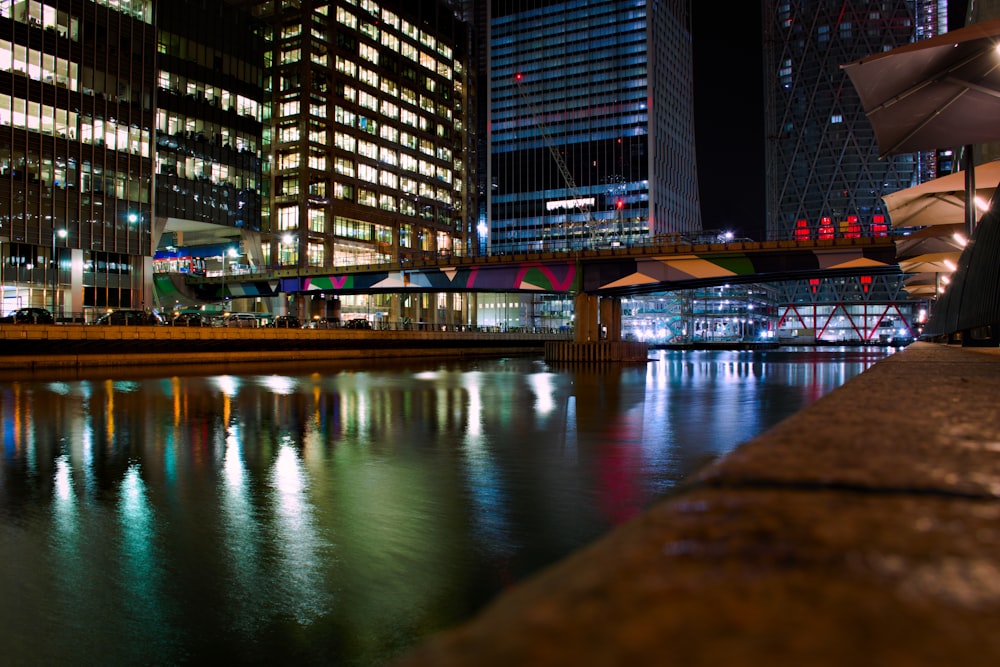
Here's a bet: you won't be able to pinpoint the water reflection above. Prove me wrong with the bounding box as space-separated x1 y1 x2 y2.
0 348 890 665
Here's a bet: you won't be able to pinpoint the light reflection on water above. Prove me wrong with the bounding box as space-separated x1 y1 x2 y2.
0 347 891 665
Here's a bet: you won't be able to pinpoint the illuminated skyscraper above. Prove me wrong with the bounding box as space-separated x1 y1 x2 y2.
0 1 157 317
762 1 951 342
489 0 701 253
763 0 949 241
246 0 472 274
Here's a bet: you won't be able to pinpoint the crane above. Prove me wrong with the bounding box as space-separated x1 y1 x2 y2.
514 73 596 248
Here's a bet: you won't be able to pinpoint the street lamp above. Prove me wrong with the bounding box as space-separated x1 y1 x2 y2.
52 228 66 316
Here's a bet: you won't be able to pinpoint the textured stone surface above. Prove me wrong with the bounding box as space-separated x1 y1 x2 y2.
394 344 1000 666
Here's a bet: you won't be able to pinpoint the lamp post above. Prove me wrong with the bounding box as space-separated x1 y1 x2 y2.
51 228 66 316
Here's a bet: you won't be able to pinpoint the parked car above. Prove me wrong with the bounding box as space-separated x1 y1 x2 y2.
94 309 162 326
223 313 261 328
0 307 55 324
344 318 372 330
308 317 340 329
270 315 302 329
170 312 214 327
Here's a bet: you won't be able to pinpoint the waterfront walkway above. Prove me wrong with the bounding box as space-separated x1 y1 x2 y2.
395 342 1000 666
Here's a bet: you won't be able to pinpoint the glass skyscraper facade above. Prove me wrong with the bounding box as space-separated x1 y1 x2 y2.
153 0 265 283
0 0 156 318
764 0 949 241
489 0 701 254
760 0 949 343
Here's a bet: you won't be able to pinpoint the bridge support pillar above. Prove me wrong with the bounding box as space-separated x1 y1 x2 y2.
389 295 401 326
600 297 623 342
574 293 600 342
575 294 624 342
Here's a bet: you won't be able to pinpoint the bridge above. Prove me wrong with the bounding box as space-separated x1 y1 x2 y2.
167 236 902 358
179 236 900 300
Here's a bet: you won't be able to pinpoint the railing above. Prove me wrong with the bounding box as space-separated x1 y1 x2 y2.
0 312 572 336
185 235 900 285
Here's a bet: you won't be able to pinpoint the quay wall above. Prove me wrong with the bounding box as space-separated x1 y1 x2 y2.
0 324 563 370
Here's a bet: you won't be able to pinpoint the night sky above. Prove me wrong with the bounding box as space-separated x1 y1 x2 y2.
691 1 970 240
692 2 765 239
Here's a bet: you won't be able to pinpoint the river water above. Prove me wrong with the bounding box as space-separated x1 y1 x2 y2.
0 347 891 666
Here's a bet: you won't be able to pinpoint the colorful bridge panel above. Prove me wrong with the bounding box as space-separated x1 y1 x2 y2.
583 246 896 292
300 261 580 293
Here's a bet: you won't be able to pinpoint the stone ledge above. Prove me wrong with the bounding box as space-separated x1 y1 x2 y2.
394 343 1000 666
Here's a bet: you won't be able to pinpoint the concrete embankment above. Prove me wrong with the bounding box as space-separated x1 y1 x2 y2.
394 342 1000 666
0 324 561 370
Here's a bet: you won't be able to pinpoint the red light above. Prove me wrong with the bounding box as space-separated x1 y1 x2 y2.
818 216 835 240
515 73 523 81
794 219 810 240
809 278 820 293
860 275 872 293
616 199 625 209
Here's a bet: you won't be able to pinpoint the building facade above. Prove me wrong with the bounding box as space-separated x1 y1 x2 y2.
246 0 471 276
153 0 265 279
489 0 701 254
0 0 157 319
764 0 948 241
763 0 949 342
0 0 267 321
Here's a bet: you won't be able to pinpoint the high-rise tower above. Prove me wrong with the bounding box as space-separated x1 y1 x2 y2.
763 0 949 241
489 0 701 253
246 0 472 273
762 1 950 343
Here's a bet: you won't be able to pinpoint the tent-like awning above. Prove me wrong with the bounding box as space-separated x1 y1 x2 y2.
883 162 1000 229
842 17 1000 157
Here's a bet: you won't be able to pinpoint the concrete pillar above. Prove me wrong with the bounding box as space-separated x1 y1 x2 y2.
444 293 455 329
468 293 478 329
574 293 600 342
389 294 401 327
600 296 623 342
330 297 342 322
414 293 424 329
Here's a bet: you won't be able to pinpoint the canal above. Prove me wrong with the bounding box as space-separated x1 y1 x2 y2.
0 347 892 666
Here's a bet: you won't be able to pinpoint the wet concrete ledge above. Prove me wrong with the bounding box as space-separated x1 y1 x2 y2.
394 342 1000 667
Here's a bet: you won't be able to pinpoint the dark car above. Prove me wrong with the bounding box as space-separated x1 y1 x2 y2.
171 312 212 327
308 317 340 329
94 309 162 326
271 315 302 329
0 307 55 324
344 318 372 330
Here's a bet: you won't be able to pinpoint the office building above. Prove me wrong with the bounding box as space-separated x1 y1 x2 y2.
489 0 701 253
245 0 471 270
763 0 949 342
0 0 156 319
152 0 265 314
764 0 948 241
0 0 265 321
